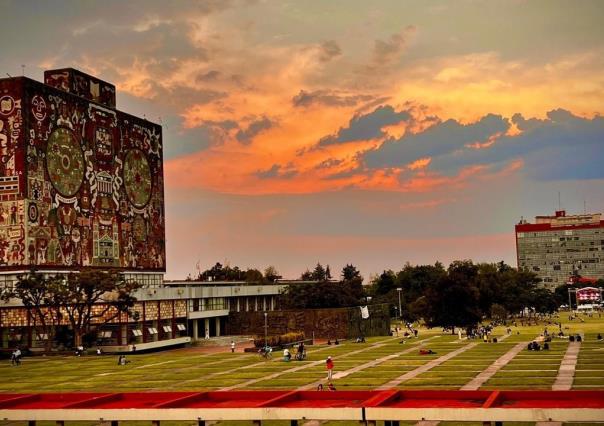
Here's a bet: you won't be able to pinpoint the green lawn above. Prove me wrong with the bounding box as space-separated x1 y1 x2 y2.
1 314 604 425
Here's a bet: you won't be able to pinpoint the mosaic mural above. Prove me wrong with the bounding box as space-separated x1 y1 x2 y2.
0 72 165 271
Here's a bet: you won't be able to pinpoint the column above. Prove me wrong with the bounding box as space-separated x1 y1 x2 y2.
121 325 128 345
215 317 221 337
192 319 199 340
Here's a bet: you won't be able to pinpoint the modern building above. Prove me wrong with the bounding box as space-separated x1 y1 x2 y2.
0 68 285 352
515 210 604 289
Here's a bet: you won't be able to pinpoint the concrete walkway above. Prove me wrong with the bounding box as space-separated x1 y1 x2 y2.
220 336 434 391
378 342 478 389
215 339 406 391
461 342 525 390
298 336 440 390
552 341 581 390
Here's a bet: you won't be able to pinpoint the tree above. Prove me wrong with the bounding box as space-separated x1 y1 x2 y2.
1 271 63 353
279 281 360 309
245 268 264 283
422 261 482 331
340 264 364 301
341 264 361 281
54 270 140 347
300 269 313 280
264 266 281 282
312 263 327 281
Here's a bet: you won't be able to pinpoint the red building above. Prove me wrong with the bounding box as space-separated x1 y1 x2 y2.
515 210 604 289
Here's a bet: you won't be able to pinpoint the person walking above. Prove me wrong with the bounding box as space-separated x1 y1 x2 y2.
231 341 235 353
326 356 334 380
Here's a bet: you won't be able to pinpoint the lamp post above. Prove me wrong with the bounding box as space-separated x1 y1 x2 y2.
394 306 398 320
397 288 402 322
263 312 268 346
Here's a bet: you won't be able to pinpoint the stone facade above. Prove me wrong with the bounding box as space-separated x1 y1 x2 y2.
225 304 390 340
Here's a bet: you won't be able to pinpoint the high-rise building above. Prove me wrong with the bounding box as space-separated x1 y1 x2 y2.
515 210 604 289
0 68 165 288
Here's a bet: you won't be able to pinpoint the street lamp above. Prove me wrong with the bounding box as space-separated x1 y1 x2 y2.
394 306 398 320
263 312 268 347
397 288 402 322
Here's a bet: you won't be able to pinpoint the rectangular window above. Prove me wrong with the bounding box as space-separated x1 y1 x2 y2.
177 324 186 331
132 329 143 337
162 326 172 333
148 327 158 335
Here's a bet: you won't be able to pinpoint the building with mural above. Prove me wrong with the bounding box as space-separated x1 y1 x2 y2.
515 210 604 290
0 68 165 284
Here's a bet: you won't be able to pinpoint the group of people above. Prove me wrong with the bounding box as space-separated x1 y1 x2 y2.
527 341 549 351
317 382 336 391
283 341 306 362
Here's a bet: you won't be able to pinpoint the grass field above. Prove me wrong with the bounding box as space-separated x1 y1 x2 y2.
1 312 603 425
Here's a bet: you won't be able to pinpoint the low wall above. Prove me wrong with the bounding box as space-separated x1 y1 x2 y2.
225 304 390 339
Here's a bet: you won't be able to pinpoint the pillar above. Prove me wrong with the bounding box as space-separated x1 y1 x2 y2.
215 317 221 337
204 318 210 339
192 319 199 340
237 298 240 312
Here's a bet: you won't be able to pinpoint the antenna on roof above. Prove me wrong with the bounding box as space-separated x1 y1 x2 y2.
584 200 587 214
6 73 12 78
558 191 561 211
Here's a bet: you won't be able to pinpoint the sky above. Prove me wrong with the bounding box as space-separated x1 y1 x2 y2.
2 0 603 281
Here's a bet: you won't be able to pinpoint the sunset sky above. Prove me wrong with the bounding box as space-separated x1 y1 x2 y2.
2 0 603 280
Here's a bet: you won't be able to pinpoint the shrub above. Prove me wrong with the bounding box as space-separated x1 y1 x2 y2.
254 331 304 348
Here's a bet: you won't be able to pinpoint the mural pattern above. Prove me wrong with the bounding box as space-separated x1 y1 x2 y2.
0 76 165 271
226 305 390 339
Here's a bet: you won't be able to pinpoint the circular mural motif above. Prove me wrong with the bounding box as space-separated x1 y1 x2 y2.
123 149 152 208
46 128 84 197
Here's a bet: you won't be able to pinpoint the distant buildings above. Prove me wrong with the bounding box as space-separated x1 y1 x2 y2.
515 210 604 290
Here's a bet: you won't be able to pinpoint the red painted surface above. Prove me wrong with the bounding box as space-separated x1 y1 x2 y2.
0 390 603 410
515 221 604 233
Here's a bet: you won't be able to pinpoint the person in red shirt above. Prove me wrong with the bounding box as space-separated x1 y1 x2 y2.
326 356 334 380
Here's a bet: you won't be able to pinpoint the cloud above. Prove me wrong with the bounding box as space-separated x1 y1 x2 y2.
292 90 375 108
363 113 510 169
318 40 342 63
365 26 417 71
318 105 412 147
256 164 298 179
235 116 275 145
357 107 604 182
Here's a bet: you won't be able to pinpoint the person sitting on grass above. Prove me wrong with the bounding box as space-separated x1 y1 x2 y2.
283 347 291 362
328 382 336 391
597 333 603 341
117 355 130 365
317 383 324 391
